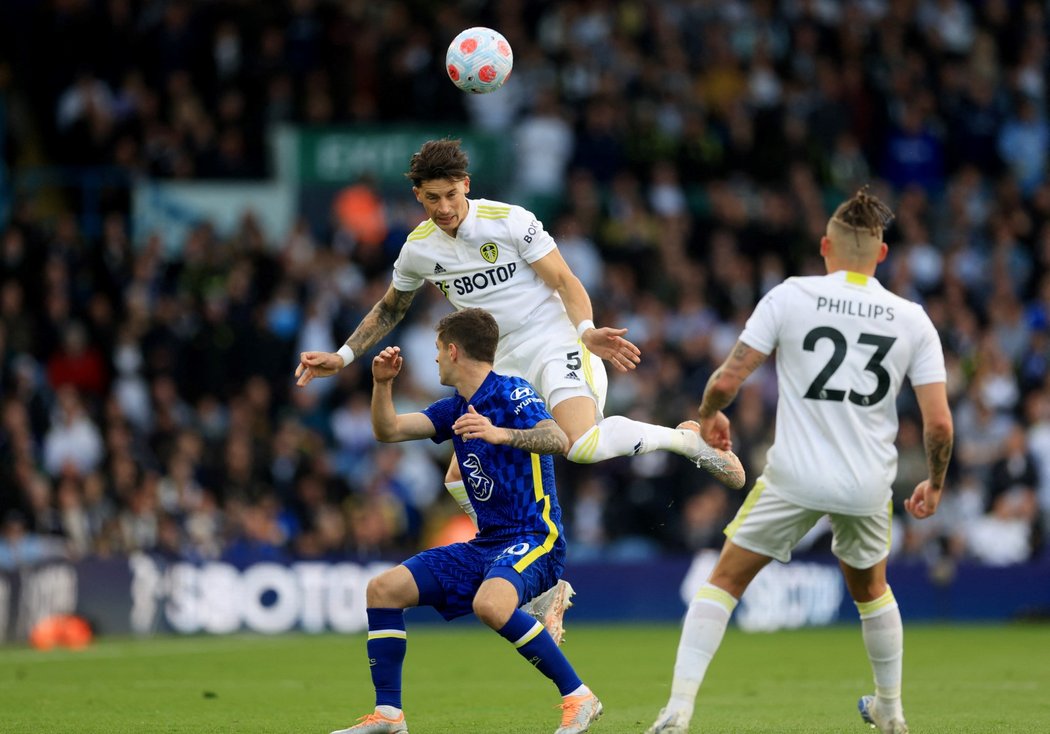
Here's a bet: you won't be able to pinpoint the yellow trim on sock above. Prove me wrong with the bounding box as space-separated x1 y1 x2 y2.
568 426 600 463
513 621 544 648
367 630 407 640
694 584 738 612
724 479 766 539
446 482 469 503
855 587 896 618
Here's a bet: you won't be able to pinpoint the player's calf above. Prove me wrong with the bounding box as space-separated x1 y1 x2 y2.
521 579 575 646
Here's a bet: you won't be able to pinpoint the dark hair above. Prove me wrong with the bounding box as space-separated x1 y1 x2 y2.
405 138 470 186
831 187 896 236
435 308 498 363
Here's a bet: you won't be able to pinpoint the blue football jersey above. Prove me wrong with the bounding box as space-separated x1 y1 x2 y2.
422 372 565 544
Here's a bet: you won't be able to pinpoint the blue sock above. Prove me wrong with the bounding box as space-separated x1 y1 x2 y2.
366 608 407 709
497 609 582 695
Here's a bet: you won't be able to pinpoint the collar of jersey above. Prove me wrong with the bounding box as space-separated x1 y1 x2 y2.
835 270 881 288
456 369 498 404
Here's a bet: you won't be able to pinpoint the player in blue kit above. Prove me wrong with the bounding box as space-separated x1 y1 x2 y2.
329 308 602 734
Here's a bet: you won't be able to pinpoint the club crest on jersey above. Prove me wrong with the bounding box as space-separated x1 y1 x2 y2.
461 453 494 502
480 242 499 263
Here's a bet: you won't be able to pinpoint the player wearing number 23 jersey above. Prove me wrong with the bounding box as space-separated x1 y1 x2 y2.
740 270 946 516
646 190 953 734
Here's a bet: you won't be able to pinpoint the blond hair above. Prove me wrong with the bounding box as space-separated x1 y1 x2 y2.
826 188 895 260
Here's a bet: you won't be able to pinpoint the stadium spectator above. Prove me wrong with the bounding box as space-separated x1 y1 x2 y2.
0 508 67 571
0 0 1047 572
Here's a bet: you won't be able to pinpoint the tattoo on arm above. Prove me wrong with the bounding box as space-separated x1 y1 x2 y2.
347 289 416 355
502 420 569 455
924 431 953 489
701 342 768 415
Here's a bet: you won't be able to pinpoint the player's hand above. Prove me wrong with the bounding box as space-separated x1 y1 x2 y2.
453 405 504 443
582 326 641 372
371 346 403 383
295 351 344 387
699 410 733 451
904 479 942 520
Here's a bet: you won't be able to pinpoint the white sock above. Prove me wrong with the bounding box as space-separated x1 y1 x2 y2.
565 684 591 698
856 588 904 719
566 416 691 463
665 583 738 720
444 480 478 527
375 705 402 718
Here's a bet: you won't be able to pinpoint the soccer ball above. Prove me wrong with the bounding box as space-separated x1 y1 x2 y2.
445 27 513 94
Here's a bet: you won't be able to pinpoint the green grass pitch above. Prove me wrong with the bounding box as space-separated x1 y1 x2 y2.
2 622 1048 733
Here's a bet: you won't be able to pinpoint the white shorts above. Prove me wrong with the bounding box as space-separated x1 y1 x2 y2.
495 321 607 421
725 477 892 569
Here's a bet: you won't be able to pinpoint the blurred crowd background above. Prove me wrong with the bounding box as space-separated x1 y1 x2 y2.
0 0 1048 574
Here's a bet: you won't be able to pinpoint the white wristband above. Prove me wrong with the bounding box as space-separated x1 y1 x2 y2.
336 344 355 367
576 319 595 339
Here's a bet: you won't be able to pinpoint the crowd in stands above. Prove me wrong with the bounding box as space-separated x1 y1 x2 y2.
0 0 1048 572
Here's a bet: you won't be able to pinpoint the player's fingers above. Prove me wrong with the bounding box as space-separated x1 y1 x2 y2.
295 363 303 377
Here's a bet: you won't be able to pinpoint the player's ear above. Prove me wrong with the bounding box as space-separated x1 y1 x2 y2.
819 236 830 257
876 242 889 263
462 176 470 194
412 186 422 203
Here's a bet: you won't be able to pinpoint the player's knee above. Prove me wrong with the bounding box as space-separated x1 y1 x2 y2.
366 571 403 607
848 578 889 604
471 594 508 629
445 463 462 484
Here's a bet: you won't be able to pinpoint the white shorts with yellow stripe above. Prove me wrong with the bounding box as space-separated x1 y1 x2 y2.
494 320 607 421
724 477 893 569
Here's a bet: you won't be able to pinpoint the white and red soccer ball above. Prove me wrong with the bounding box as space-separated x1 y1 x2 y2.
445 27 513 94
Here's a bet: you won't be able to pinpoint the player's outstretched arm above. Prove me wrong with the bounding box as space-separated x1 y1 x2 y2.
370 346 435 442
453 406 569 455
530 249 641 372
906 381 954 520
698 340 769 450
295 284 417 387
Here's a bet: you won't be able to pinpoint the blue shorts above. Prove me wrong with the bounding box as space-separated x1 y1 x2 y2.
404 535 565 621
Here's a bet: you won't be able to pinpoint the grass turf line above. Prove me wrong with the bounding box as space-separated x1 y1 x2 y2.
1 623 1047 733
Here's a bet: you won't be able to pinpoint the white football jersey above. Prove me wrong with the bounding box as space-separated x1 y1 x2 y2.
391 198 569 342
740 270 946 515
